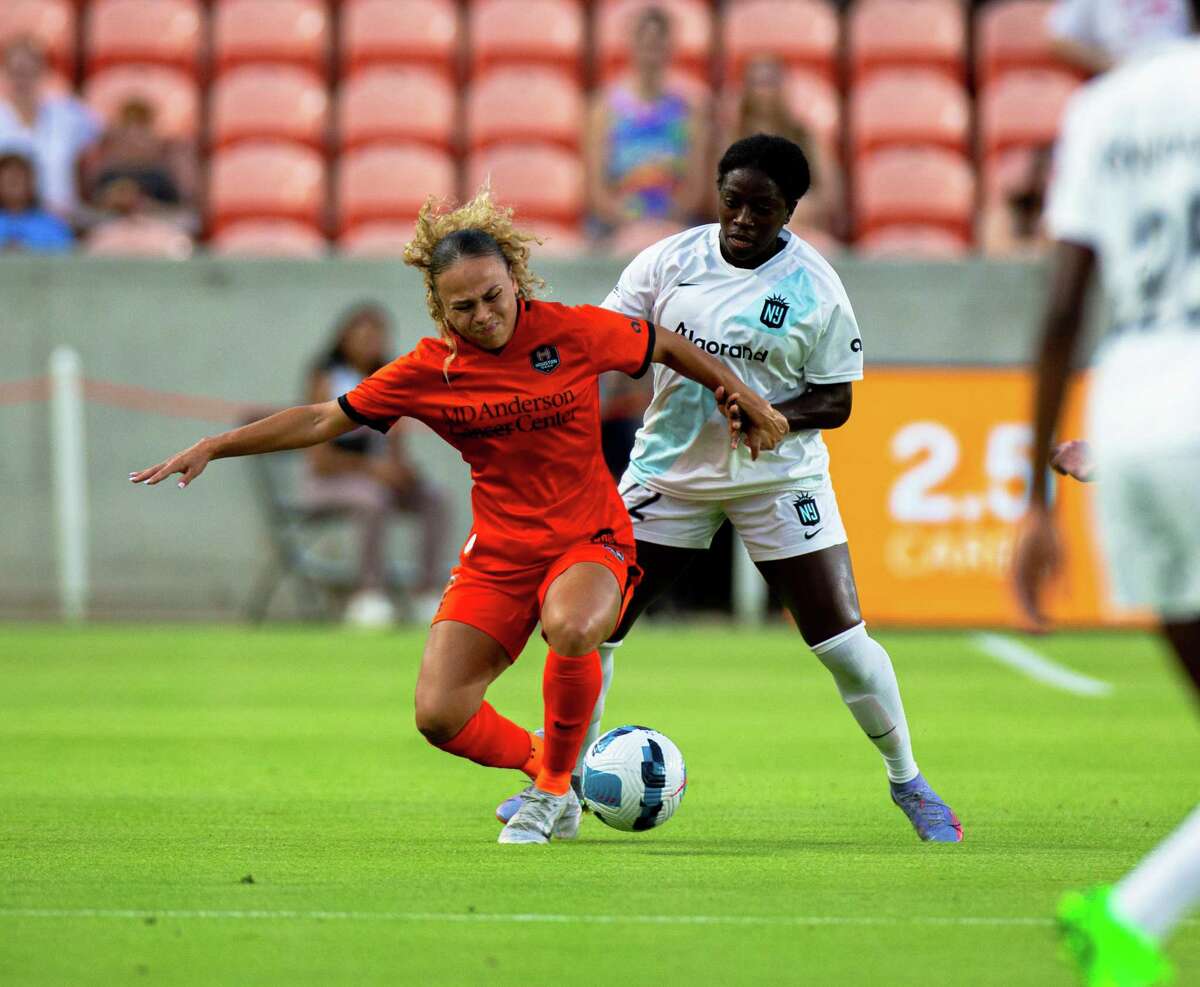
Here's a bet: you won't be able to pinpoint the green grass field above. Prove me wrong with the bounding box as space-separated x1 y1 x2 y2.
1 624 1197 986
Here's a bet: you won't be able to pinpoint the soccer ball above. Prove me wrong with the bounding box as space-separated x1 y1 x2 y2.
581 725 687 831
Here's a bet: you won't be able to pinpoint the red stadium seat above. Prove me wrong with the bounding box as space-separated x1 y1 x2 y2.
855 146 976 239
850 68 971 156
468 0 584 78
213 0 330 75
85 217 194 258
787 223 843 258
337 220 416 256
0 0 76 76
722 0 840 84
84 65 199 139
339 0 460 77
84 0 202 76
978 68 1080 162
782 69 840 149
855 224 970 258
848 0 966 83
210 219 327 257
976 0 1063 89
336 144 457 234
208 140 326 232
465 68 584 152
596 0 714 85
467 144 585 225
210 65 329 150
337 66 456 152
610 219 686 257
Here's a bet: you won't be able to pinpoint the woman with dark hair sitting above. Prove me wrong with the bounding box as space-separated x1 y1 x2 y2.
0 152 73 252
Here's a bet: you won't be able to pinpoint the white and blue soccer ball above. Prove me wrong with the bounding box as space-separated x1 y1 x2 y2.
581 725 687 832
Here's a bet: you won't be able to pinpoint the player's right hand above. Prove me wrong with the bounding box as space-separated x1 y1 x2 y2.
130 439 214 489
1050 440 1096 483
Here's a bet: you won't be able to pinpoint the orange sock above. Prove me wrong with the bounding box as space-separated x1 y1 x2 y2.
537 649 601 796
436 701 540 778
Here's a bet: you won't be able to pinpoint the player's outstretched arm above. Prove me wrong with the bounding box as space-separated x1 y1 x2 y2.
651 327 788 459
130 400 357 489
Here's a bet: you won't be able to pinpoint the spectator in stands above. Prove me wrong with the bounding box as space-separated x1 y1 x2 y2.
584 6 709 238
979 144 1052 257
0 38 100 219
1049 0 1190 74
728 55 843 238
85 99 198 233
303 302 452 627
0 152 73 252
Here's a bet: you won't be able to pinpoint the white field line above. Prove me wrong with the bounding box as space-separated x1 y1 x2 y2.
971 633 1114 698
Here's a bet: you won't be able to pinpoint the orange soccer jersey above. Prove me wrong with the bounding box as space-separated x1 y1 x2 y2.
338 299 655 574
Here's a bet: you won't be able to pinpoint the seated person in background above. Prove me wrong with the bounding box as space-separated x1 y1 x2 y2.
1049 0 1190 74
84 98 198 233
979 144 1052 258
584 6 709 238
727 55 843 239
303 302 452 627
0 152 73 252
0 37 100 219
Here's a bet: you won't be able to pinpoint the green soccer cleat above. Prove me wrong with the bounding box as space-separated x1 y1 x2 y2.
1057 886 1174 987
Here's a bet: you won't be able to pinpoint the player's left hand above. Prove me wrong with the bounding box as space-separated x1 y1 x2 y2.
1011 505 1063 632
715 386 789 460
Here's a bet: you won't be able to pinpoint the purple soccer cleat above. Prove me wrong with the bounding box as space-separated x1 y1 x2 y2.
890 773 963 843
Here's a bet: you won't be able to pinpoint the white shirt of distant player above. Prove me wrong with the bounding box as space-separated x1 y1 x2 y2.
1046 38 1200 458
1048 0 1190 63
601 224 863 500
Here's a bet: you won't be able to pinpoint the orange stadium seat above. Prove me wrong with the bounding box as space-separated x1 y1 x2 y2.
337 220 416 257
722 0 840 84
978 67 1080 162
468 0 584 79
85 218 194 258
213 0 329 75
84 65 199 139
596 0 714 85
976 0 1061 89
339 0 460 77
848 0 966 84
337 66 456 152
856 224 970 257
783 69 841 150
336 144 458 233
84 0 202 76
210 219 328 257
850 68 970 156
855 146 975 239
210 65 329 150
465 68 584 152
0 0 76 77
467 144 585 225
208 140 326 232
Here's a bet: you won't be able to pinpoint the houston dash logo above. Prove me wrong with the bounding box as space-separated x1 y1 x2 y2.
760 293 790 330
530 344 560 374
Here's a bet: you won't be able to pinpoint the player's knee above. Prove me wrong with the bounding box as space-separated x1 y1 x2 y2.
413 693 466 745
542 609 605 657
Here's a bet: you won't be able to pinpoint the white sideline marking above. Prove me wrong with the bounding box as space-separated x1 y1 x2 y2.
972 633 1113 698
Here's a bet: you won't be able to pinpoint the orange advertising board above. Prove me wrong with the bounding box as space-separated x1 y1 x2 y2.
823 367 1144 628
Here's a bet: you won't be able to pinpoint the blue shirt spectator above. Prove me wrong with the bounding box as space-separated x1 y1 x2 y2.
0 152 73 252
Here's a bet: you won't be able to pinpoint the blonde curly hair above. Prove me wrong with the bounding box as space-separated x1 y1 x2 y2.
403 187 545 380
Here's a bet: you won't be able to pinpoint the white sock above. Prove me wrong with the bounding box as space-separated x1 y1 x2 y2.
573 641 619 781
811 623 919 784
1113 804 1200 942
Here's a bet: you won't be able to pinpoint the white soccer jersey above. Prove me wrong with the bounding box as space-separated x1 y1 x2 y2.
601 224 863 499
1046 39 1200 456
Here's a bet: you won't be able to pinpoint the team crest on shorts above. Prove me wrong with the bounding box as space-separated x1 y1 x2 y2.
760 294 790 330
530 344 560 374
793 493 821 526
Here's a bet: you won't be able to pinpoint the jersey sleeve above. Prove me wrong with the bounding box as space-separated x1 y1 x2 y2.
806 275 864 384
1046 91 1102 248
599 241 663 319
337 353 422 433
574 304 657 379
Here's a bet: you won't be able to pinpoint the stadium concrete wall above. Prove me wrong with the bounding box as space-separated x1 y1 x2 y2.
0 255 1103 620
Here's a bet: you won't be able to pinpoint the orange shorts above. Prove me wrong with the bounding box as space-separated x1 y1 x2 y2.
432 539 641 661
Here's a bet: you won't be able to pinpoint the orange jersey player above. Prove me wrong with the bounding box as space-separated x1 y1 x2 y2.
130 187 787 845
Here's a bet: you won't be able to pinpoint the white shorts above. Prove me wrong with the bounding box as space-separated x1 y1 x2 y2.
1093 444 1200 619
618 472 848 563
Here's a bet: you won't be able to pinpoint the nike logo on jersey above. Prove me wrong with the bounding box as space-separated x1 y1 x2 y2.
803 528 823 540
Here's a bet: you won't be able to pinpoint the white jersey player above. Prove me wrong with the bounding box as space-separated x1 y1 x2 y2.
1013 26 1200 987
496 135 963 842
